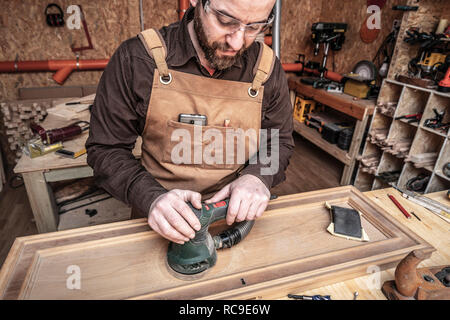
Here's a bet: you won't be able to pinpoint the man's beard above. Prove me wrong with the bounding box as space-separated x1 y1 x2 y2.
193 6 246 70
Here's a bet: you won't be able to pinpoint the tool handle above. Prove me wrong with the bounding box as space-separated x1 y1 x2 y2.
388 194 411 219
187 199 230 244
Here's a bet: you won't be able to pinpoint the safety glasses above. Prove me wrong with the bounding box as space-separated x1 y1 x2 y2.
203 0 273 38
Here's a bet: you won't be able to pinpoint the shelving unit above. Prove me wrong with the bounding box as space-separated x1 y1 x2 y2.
355 79 450 193
288 77 375 186
354 0 450 194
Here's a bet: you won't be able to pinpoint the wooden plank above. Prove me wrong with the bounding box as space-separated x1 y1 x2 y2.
288 77 375 121
293 120 351 165
44 166 94 183
341 109 370 185
21 171 59 233
0 186 434 300
0 219 149 299
290 188 449 301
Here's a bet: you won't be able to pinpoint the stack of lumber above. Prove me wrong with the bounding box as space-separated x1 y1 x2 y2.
357 153 380 174
377 102 397 117
0 100 50 163
405 152 438 169
367 128 389 147
382 139 412 158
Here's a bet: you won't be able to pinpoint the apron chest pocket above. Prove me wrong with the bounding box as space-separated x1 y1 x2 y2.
162 120 258 170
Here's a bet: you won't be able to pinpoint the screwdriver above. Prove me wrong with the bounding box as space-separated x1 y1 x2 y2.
288 294 331 300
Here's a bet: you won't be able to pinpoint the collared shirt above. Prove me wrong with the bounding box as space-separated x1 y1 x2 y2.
86 7 294 216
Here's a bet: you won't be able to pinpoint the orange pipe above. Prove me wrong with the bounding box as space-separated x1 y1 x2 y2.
0 59 109 84
281 62 343 83
179 0 190 20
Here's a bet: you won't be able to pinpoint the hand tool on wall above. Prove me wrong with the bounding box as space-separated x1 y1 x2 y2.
382 249 450 300
30 121 89 145
392 5 419 11
301 22 347 88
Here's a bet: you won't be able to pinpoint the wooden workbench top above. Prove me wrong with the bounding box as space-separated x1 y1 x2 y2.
288 76 376 121
287 187 450 300
1 186 446 300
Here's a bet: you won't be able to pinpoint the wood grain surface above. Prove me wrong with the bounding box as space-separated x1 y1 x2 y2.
0 186 434 300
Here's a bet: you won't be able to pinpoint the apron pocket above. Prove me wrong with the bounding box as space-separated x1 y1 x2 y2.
163 120 258 170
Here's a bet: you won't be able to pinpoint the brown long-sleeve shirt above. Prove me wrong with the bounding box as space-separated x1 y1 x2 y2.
86 7 294 216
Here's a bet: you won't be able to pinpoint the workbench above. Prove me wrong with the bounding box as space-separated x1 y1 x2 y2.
288 77 376 186
288 188 449 300
0 186 448 300
13 109 142 233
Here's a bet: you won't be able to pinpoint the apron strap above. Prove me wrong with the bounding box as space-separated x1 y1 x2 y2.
138 28 170 78
250 42 275 96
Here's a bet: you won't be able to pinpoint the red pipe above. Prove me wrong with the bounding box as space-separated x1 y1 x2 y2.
281 62 343 83
0 59 109 84
179 0 190 20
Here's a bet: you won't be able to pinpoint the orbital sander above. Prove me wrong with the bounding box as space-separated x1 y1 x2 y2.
167 199 255 276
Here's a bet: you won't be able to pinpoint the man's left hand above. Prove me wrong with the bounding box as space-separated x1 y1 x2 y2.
205 174 270 225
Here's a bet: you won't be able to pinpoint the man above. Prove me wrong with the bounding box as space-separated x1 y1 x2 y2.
86 0 294 245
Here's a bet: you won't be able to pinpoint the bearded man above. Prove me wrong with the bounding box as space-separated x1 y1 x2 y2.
86 0 294 244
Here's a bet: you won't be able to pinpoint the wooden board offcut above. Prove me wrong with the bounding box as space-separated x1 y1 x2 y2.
0 186 434 300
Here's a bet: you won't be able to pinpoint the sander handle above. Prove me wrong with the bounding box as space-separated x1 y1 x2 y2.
187 199 230 245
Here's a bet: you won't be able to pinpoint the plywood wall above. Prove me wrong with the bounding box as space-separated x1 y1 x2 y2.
0 0 435 169
0 0 411 102
387 0 450 79
308 0 406 74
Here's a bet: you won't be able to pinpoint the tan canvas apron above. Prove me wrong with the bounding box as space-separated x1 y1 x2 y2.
137 28 275 207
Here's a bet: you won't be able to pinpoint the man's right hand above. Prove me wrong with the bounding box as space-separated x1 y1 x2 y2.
147 189 202 244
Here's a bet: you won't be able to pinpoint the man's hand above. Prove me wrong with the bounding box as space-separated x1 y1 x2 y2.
148 189 202 244
205 174 270 225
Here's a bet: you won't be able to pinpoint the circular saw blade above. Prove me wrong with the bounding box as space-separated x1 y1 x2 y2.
352 60 377 81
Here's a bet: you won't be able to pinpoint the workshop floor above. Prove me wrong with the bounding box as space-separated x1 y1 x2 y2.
0 132 342 268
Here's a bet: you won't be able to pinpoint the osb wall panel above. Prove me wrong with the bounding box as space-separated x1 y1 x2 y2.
316 0 407 75
280 0 322 64
0 0 143 103
388 0 450 79
142 0 178 30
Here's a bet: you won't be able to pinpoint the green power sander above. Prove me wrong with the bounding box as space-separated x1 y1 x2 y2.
167 199 255 276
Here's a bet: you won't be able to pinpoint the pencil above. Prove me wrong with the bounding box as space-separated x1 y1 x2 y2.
388 194 411 219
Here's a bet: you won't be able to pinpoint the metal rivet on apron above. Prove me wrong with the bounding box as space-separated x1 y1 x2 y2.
159 73 173 85
248 87 259 98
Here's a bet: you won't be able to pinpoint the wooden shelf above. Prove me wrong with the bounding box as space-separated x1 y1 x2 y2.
420 125 449 138
293 120 351 165
435 170 450 182
288 77 376 121
398 118 419 127
356 81 450 194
